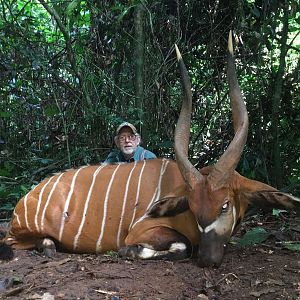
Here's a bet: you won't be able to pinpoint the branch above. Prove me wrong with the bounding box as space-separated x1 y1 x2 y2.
38 0 81 83
273 31 300 53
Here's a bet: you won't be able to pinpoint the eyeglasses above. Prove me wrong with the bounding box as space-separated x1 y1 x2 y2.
118 134 137 142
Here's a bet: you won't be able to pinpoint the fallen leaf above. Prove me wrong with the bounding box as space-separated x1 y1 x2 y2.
27 293 43 299
27 292 55 300
265 279 285 286
95 289 117 296
250 288 277 297
42 292 55 300
198 293 209 299
282 243 300 252
238 227 271 247
45 258 71 268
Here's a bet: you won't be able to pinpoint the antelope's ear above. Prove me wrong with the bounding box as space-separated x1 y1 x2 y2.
147 196 189 218
243 190 300 209
239 176 300 209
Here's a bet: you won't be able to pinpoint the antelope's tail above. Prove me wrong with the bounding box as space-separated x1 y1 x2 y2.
0 224 14 260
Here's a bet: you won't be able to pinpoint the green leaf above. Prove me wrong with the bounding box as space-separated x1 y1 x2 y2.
251 6 260 17
282 243 300 252
27 98 39 105
44 105 60 117
0 111 12 118
20 184 29 193
40 158 52 164
0 168 11 177
117 6 134 23
12 277 23 284
289 25 299 32
238 227 271 247
0 202 14 211
272 208 280 217
67 0 80 16
104 250 118 258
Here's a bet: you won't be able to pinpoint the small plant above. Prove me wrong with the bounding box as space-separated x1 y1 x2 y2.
104 250 118 258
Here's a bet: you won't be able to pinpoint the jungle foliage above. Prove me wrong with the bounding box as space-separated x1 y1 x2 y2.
0 0 299 213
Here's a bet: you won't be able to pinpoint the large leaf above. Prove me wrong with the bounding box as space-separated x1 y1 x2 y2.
66 0 81 16
238 227 271 247
282 243 300 252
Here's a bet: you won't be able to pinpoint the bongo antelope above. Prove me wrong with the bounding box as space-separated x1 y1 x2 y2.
1 32 299 267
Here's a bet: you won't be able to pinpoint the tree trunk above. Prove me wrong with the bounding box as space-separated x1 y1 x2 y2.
134 3 145 130
270 0 289 188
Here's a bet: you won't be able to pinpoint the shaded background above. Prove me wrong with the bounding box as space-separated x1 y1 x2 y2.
0 0 299 213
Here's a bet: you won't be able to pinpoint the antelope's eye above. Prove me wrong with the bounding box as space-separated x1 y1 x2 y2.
221 201 230 213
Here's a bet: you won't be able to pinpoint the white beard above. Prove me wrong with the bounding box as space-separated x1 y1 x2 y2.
121 146 135 156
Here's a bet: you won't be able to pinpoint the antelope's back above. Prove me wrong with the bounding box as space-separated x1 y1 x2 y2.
7 159 185 253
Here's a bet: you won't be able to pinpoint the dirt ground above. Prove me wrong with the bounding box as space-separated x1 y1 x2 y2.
0 211 299 300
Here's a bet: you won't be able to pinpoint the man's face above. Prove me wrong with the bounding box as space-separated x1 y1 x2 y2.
115 127 140 158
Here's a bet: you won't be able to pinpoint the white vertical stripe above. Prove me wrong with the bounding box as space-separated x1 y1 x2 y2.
24 185 39 232
231 206 237 234
96 164 121 253
131 159 169 229
34 176 54 233
59 166 87 242
40 172 65 233
146 159 169 210
24 193 30 231
13 210 21 228
73 165 105 250
117 162 137 248
128 160 146 230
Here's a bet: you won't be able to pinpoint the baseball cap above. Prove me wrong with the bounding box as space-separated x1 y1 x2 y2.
116 122 138 135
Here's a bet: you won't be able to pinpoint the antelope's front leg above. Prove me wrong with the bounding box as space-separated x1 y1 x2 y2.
36 238 57 257
119 226 192 260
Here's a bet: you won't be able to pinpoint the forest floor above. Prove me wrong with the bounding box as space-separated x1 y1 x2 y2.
0 211 299 300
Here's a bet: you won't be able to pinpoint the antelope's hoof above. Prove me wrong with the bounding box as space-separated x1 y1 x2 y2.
43 247 56 258
118 245 140 259
37 238 57 258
